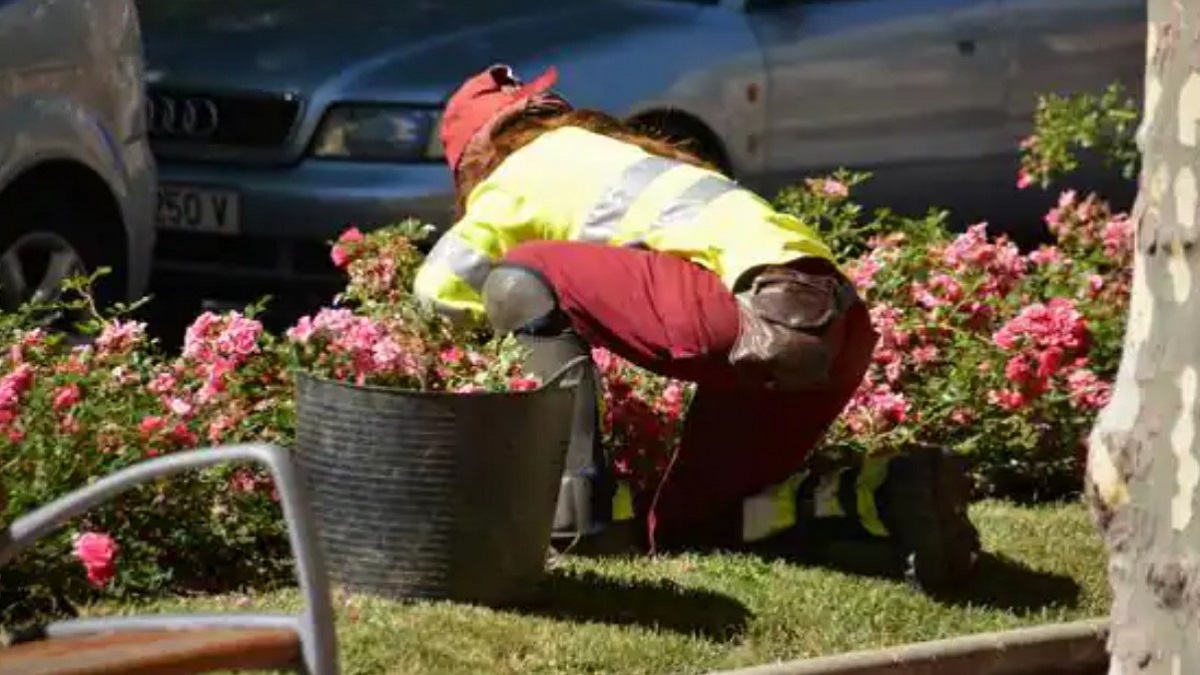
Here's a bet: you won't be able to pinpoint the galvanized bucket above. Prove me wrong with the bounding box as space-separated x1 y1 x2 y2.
293 357 586 606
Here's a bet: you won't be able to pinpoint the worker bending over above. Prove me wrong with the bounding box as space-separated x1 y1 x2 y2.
415 64 980 591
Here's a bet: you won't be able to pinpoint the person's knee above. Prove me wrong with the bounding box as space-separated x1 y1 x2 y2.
481 264 567 336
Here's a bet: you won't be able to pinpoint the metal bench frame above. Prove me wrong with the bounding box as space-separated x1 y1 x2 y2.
0 443 338 675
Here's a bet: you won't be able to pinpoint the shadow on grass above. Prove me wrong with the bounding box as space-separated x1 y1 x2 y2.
752 537 1081 615
929 551 1082 614
514 569 752 641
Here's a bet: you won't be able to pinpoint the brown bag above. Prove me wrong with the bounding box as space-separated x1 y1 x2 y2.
728 266 856 391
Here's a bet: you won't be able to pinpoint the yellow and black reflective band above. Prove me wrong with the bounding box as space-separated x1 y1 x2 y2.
855 455 891 538
741 469 810 542
612 481 636 522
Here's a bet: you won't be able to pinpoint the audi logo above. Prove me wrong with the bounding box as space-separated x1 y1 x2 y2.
146 95 221 139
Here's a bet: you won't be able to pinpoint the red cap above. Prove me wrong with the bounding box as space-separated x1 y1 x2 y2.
440 64 570 174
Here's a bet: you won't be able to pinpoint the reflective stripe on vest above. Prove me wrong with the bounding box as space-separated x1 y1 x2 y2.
433 155 738 292
628 175 738 246
741 469 810 542
580 156 738 244
425 234 493 293
580 156 678 242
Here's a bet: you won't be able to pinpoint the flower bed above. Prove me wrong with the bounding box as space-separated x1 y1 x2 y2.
811 183 1131 500
0 91 1135 622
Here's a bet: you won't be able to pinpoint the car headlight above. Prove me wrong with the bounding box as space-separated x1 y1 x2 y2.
311 105 444 162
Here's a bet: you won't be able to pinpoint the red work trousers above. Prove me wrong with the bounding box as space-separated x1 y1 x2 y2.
502 241 876 547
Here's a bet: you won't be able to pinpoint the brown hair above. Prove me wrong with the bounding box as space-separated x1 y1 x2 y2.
453 108 719 218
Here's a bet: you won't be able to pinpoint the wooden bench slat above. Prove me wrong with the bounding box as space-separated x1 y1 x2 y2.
0 627 301 675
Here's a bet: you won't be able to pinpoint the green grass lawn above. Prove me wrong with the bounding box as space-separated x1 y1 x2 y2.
92 501 1110 675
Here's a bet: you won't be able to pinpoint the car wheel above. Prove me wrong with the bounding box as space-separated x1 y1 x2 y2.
0 230 89 309
0 189 126 318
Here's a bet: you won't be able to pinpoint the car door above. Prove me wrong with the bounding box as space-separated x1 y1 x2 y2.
1000 0 1144 213
1002 0 1144 135
744 0 1010 221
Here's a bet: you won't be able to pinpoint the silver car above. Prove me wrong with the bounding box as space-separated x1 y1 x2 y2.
138 0 1143 301
0 0 155 310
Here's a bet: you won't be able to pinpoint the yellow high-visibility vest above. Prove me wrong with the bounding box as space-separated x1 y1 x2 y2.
414 125 840 323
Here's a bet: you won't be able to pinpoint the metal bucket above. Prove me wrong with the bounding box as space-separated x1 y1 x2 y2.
293 357 585 606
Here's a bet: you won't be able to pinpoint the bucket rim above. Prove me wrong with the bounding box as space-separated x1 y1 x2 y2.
292 368 573 399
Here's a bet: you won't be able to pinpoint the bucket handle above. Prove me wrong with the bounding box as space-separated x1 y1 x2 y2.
540 355 593 390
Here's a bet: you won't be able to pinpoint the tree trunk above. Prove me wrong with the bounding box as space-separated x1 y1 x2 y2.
1086 0 1200 672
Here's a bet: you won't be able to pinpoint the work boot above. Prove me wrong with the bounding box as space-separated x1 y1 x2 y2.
876 446 981 593
771 449 979 592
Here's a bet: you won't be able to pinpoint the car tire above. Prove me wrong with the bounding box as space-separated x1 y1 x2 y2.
0 187 126 316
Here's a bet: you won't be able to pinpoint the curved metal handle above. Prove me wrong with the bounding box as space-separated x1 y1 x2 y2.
539 354 593 390
0 443 338 675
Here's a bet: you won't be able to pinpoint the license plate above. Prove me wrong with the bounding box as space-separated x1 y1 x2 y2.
156 185 240 235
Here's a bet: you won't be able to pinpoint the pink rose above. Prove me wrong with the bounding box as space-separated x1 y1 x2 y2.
139 415 166 438
330 227 364 268
1016 169 1033 190
1067 368 1113 410
95 320 146 355
988 389 1027 411
847 257 881 292
660 382 687 418
911 345 939 365
1028 246 1064 266
215 315 262 359
439 346 465 364
508 376 540 392
167 398 193 418
169 422 198 447
52 384 82 412
591 348 617 374
73 532 119 589
339 226 364 244
147 372 178 396
287 316 316 344
820 178 849 198
229 469 258 494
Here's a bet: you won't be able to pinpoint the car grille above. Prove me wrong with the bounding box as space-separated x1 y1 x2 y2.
156 230 335 276
146 88 302 149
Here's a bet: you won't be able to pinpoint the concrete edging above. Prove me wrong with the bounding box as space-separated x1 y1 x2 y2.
706 618 1109 675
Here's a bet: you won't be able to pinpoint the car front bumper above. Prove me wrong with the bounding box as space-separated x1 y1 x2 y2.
151 158 455 289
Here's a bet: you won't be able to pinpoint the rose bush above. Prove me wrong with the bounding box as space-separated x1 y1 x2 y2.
0 226 536 625
1017 81 1140 190
0 291 295 624
816 184 1130 499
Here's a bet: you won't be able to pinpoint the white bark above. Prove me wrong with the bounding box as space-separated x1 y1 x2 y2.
1087 1 1200 672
